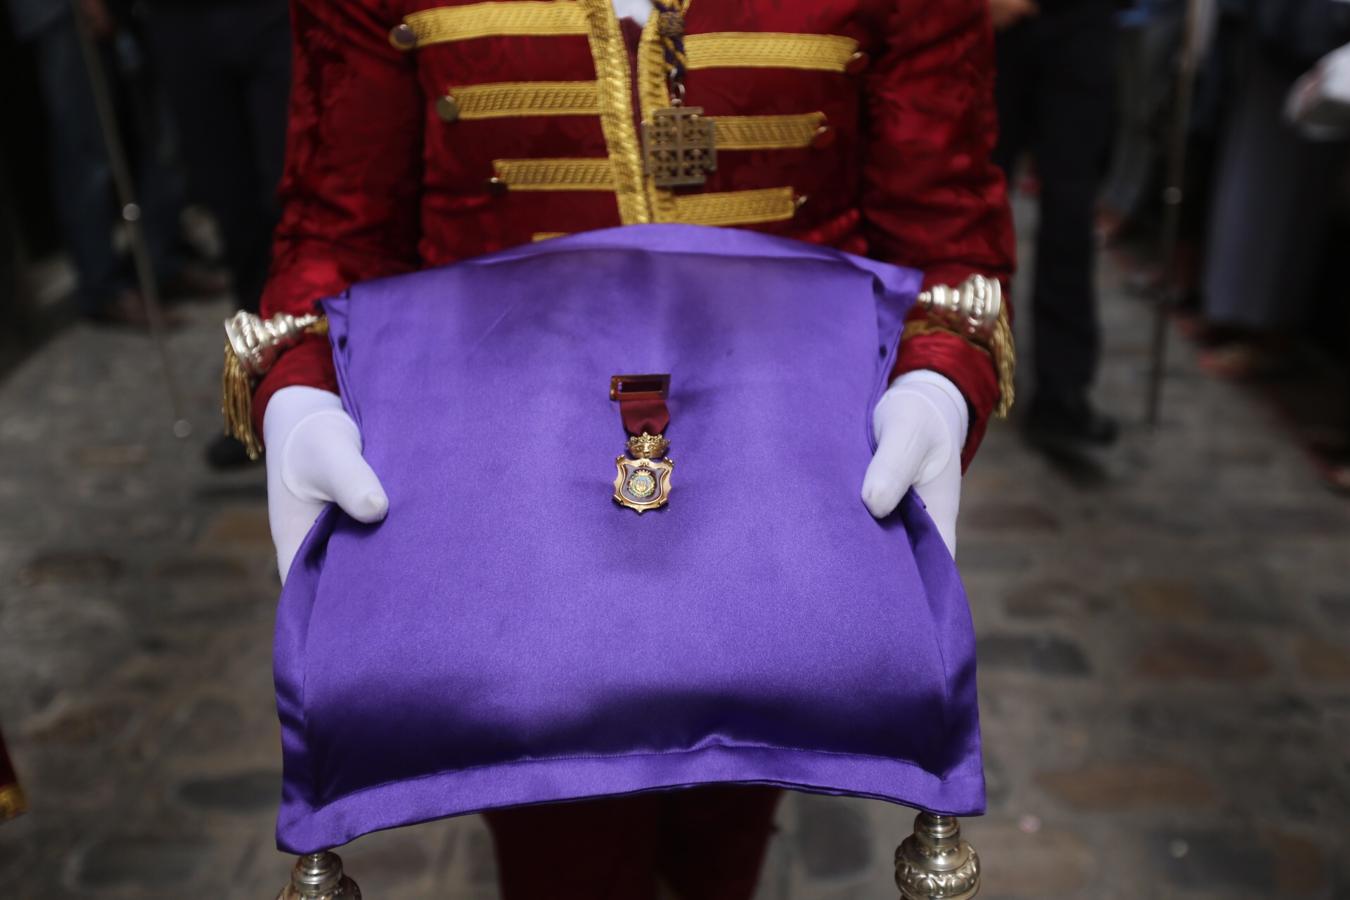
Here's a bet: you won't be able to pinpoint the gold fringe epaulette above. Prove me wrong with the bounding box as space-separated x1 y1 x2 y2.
221 311 328 459
221 345 258 458
906 275 1016 418
991 307 1016 418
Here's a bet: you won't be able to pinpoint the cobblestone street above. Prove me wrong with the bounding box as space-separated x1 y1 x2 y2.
1 240 1348 899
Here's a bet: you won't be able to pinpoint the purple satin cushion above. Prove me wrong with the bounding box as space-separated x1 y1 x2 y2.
275 225 983 853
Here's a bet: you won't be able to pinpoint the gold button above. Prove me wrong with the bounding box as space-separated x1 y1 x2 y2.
845 51 869 75
436 95 460 123
389 23 417 50
486 177 508 196
810 124 835 150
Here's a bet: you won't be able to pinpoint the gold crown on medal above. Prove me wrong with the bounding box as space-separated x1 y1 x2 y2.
627 432 670 460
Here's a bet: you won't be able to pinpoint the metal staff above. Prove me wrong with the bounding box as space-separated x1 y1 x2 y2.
1147 0 1212 427
70 0 192 439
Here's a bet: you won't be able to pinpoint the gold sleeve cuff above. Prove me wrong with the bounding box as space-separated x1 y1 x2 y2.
220 311 329 460
904 275 1016 418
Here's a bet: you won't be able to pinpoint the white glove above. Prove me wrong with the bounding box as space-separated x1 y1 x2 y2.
861 371 968 557
1287 42 1350 140
263 385 390 582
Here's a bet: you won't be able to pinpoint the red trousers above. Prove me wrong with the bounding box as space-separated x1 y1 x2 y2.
484 786 782 900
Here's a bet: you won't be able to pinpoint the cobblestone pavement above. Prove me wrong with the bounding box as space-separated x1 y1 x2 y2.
1 237 1348 900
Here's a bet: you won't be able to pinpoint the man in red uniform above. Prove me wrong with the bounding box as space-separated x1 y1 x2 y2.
238 1 1015 896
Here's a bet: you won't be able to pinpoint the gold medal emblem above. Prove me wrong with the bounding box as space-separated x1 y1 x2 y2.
613 432 674 514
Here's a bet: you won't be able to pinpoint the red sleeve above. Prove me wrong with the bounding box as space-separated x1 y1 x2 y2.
861 0 1016 469
253 0 425 436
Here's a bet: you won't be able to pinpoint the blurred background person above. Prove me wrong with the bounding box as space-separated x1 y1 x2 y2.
3 0 224 327
990 0 1121 455
1285 25 1350 492
1095 0 1233 324
141 0 291 468
1092 0 1350 492
141 0 288 319
1195 0 1350 378
1098 0 1187 246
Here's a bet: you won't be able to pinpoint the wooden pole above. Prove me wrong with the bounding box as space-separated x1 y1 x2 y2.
1146 0 1210 427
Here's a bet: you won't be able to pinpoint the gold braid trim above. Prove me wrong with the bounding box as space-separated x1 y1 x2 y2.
448 81 601 119
992 306 1016 417
653 0 692 72
0 783 27 821
580 0 650 223
637 11 679 222
903 304 1016 418
221 315 329 460
493 158 616 190
403 2 588 47
685 33 859 73
670 187 797 227
531 232 568 241
712 113 826 150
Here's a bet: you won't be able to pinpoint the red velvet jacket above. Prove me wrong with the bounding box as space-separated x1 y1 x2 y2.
259 0 1015 467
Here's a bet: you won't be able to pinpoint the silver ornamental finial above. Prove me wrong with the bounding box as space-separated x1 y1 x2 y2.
915 275 1003 344
895 813 981 900
224 311 323 378
277 851 361 900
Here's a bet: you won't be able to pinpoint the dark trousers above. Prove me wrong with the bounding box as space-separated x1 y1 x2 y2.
485 786 782 900
31 15 186 313
993 4 1117 403
145 1 290 312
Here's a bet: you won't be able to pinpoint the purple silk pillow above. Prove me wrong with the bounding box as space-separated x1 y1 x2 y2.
275 225 983 853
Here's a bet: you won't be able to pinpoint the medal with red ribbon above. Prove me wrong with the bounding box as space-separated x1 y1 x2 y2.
610 374 674 513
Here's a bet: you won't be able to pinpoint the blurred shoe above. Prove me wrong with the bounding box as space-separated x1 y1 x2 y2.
82 288 185 330
1119 260 1165 297
162 262 231 302
1198 340 1294 382
1024 392 1119 452
205 433 256 470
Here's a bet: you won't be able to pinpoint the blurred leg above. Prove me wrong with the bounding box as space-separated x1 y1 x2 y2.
1099 22 1147 221
1202 43 1340 333
992 20 1038 178
1100 11 1183 226
32 19 125 314
659 785 782 900
144 8 255 304
1028 5 1117 405
484 795 662 900
120 28 190 286
237 3 292 311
